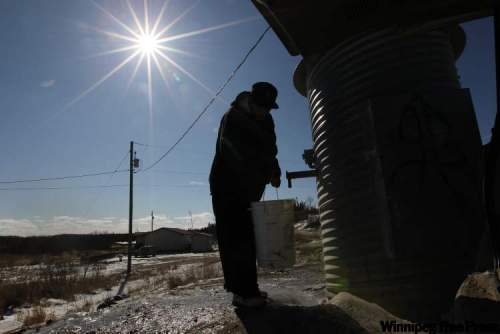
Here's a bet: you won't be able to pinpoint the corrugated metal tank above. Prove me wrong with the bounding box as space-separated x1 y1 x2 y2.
305 27 485 320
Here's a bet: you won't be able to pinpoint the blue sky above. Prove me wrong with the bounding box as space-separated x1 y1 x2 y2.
0 1 496 236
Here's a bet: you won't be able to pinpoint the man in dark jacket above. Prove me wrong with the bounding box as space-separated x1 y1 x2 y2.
209 82 281 307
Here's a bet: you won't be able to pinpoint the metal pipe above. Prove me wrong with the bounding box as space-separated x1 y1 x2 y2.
286 170 318 188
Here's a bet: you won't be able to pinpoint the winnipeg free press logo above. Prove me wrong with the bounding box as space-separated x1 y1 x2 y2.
380 320 500 333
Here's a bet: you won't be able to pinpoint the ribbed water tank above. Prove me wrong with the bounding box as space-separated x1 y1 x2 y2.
306 27 485 320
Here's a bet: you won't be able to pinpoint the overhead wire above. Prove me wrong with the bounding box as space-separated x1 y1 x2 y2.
139 26 271 173
0 184 209 191
0 184 129 191
0 169 129 184
0 150 131 193
148 170 207 175
0 25 270 190
134 142 169 149
0 147 207 192
80 149 131 218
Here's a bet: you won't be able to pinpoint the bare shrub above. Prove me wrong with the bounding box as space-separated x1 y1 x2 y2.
196 256 221 280
22 306 48 326
296 240 324 265
165 260 222 291
78 299 93 313
167 275 184 289
185 267 197 283
200 263 220 279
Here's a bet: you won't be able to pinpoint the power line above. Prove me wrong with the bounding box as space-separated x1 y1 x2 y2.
139 26 271 173
0 184 129 191
0 183 209 191
135 142 213 160
134 142 169 149
0 169 130 185
0 148 131 185
80 149 131 218
114 150 132 171
138 170 207 175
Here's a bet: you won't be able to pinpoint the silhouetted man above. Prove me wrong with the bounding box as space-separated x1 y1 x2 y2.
209 82 281 307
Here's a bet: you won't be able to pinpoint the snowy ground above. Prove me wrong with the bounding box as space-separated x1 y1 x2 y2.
4 228 500 333
0 252 215 282
23 263 338 334
0 252 219 334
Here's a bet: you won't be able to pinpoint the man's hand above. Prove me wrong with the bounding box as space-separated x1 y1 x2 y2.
270 175 281 188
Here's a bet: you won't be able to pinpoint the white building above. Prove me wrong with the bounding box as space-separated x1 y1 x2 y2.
135 228 215 253
136 228 191 253
191 232 215 252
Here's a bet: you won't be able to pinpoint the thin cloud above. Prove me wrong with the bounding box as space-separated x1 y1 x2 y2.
189 181 206 186
40 80 56 88
174 212 214 229
0 212 213 236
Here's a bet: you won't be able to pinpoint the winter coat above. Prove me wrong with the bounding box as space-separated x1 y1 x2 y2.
209 105 281 202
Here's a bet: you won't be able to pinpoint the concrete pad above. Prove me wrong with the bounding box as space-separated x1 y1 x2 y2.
328 292 411 334
234 304 369 334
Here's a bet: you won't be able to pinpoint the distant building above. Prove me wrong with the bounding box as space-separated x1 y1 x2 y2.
136 228 191 253
191 232 215 252
135 228 215 253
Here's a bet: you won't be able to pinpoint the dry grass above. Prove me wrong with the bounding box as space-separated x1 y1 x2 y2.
0 252 92 269
76 298 94 313
1 253 221 327
172 260 221 288
20 306 56 326
0 254 222 313
299 244 323 264
199 257 221 279
167 274 186 289
295 229 324 265
146 257 222 291
0 251 119 271
0 259 118 314
0 254 44 268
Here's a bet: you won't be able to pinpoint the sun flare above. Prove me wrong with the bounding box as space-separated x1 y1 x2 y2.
137 34 159 55
62 0 255 116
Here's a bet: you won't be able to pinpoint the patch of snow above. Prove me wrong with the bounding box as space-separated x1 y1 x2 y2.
0 252 220 332
0 317 22 334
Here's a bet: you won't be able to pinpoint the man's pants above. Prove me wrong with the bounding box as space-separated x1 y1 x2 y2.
211 194 260 297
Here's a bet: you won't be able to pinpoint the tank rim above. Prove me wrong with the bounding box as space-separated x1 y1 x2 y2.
293 25 466 97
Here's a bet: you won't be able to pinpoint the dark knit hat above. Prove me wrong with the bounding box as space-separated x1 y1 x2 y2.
250 82 279 109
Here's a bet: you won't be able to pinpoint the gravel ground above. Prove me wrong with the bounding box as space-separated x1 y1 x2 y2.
25 263 368 334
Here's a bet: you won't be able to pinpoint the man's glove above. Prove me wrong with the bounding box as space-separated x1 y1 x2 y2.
270 170 281 188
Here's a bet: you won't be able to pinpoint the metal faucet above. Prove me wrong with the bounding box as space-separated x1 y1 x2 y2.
286 149 318 188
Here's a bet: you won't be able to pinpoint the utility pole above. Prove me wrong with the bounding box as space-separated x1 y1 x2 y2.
151 210 154 232
189 210 193 230
127 141 139 275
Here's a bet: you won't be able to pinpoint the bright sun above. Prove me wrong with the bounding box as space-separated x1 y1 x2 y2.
138 34 159 55
64 0 255 115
